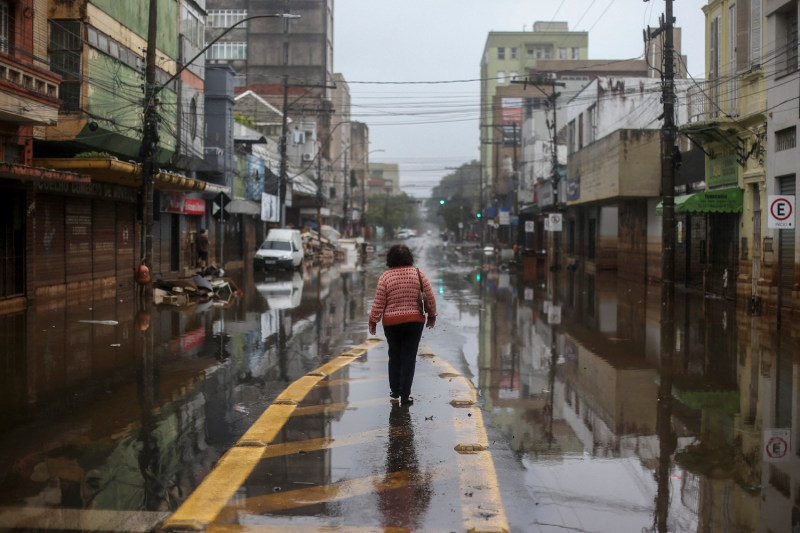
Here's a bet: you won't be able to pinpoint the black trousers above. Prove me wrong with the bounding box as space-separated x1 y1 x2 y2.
383 321 424 399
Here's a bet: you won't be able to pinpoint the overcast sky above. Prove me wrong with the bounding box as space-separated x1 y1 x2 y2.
335 0 707 198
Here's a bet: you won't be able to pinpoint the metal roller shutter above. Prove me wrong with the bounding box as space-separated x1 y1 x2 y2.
65 198 92 283
33 195 65 288
93 200 115 279
116 204 135 292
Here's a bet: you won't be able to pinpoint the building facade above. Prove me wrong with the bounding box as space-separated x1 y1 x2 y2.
25 0 225 304
765 0 800 315
480 21 588 202
683 0 767 304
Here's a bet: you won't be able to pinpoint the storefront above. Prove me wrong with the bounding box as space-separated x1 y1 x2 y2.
657 187 743 298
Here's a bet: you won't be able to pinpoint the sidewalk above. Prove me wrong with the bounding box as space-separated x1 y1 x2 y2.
161 338 509 533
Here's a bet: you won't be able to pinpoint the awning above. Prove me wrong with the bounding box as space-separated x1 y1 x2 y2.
32 157 230 195
291 172 318 197
656 187 743 215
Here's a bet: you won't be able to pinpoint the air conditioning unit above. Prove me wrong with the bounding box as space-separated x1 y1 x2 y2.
302 153 313 162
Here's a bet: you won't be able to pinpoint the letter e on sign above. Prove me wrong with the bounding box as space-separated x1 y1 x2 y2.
763 428 790 462
768 195 795 229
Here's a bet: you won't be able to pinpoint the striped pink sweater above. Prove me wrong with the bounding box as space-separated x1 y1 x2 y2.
369 266 437 327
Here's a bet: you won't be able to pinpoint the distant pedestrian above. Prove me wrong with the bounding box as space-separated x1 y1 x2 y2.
197 228 210 267
369 244 437 405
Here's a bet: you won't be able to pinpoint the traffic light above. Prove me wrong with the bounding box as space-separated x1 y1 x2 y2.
476 212 482 218
439 199 446 205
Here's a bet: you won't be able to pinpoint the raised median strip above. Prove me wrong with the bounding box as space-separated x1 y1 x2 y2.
419 343 510 533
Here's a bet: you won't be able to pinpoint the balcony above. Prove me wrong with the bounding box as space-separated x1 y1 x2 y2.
685 78 741 125
0 55 61 125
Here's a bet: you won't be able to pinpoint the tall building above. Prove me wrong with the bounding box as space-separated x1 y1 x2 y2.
480 22 588 192
206 0 335 225
206 0 333 92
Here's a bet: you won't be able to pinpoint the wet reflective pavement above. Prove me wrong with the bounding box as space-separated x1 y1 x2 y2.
162 339 506 531
0 235 797 532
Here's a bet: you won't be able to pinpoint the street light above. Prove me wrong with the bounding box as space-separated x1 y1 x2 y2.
139 11 300 272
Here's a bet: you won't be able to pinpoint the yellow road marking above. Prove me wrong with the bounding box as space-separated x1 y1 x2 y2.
216 466 451 518
160 341 383 532
291 397 388 417
419 343 510 533
205 523 442 533
261 428 387 459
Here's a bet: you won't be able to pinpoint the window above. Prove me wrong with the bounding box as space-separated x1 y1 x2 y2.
710 16 720 110
510 47 517 59
567 120 576 155
181 5 204 46
208 10 248 29
49 20 83 111
750 0 761 67
189 97 197 140
778 7 798 73
207 42 247 60
509 71 518 81
0 2 8 53
571 48 580 59
86 27 140 70
527 47 534 57
497 71 505 84
497 47 505 60
559 48 567 59
586 105 597 145
729 4 738 115
776 127 796 151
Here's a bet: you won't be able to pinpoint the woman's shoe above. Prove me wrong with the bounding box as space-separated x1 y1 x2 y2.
400 396 414 405
390 391 400 403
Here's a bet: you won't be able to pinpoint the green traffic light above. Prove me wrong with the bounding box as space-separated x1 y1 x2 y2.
476 212 482 218
439 199 445 205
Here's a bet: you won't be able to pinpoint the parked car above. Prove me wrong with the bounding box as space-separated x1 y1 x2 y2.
254 228 304 271
396 228 413 239
255 272 304 309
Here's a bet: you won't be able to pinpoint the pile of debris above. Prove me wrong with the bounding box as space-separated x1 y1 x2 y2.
154 267 242 307
301 226 340 266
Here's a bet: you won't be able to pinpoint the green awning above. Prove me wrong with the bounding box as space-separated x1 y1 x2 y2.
656 187 743 215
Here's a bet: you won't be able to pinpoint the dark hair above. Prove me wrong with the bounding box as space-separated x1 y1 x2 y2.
386 244 414 267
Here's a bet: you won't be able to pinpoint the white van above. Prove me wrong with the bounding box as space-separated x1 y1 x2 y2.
255 272 304 309
254 228 304 271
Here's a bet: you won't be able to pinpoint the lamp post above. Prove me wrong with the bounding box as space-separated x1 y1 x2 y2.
139 10 300 273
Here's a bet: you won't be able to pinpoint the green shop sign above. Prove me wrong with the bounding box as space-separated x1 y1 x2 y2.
706 154 738 187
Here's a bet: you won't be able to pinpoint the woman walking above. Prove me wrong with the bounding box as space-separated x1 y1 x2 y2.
368 245 437 405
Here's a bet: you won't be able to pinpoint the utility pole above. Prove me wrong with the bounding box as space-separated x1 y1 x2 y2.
140 0 159 276
646 2 677 532
278 10 290 227
343 150 349 235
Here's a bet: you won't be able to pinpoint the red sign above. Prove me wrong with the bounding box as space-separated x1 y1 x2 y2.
183 198 206 215
163 193 207 215
180 326 206 353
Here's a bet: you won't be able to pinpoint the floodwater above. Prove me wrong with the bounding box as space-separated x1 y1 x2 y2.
0 236 796 532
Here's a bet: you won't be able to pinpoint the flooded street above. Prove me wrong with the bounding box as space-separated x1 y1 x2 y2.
0 235 797 532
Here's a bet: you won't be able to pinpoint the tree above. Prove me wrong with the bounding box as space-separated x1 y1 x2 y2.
367 192 420 231
426 160 482 231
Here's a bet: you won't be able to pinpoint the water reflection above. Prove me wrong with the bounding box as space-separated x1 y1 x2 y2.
463 258 799 531
377 405 432 530
0 259 370 526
